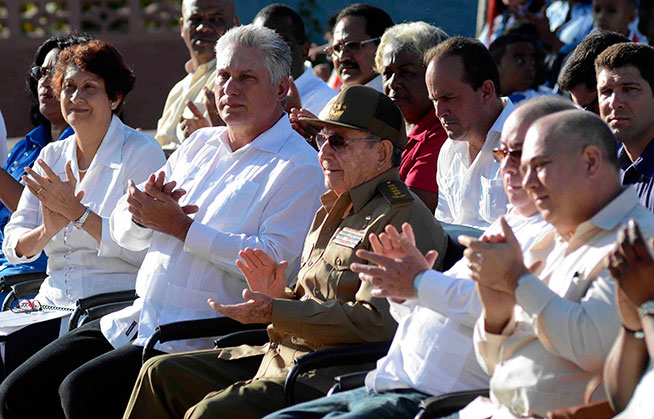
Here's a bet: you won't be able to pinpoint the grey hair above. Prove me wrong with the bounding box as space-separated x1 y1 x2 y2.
374 21 449 73
215 24 291 84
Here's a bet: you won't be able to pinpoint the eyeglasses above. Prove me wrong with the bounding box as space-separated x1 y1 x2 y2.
284 39 304 50
11 299 43 313
324 38 380 58
31 66 54 81
492 147 522 163
315 133 380 151
581 96 599 112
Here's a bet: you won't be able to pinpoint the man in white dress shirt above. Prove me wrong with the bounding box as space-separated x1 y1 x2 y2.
264 96 575 419
429 37 513 229
253 4 335 116
461 110 654 418
155 0 238 149
0 25 324 419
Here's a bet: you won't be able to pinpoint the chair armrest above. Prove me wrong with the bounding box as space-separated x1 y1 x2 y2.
415 389 489 419
284 341 392 406
68 290 138 331
73 301 136 330
213 329 270 348
327 371 369 396
141 317 267 363
0 271 47 292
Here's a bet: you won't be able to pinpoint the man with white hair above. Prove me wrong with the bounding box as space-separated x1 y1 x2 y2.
0 24 324 419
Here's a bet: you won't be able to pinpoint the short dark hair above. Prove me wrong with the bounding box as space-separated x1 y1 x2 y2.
28 33 92 127
595 42 654 95
254 3 306 42
53 40 136 114
558 30 630 92
489 32 536 64
335 4 393 39
425 36 502 97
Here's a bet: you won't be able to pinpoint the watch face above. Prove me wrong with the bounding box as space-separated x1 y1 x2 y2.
639 301 654 317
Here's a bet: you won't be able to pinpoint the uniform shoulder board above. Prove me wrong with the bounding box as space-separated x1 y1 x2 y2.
378 180 413 207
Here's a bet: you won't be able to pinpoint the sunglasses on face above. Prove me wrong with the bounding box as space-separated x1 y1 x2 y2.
324 37 380 58
492 147 522 163
31 66 54 81
315 133 380 151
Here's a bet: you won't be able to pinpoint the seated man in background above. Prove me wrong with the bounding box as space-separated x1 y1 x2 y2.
289 4 394 141
253 4 336 116
604 220 654 417
123 85 448 419
265 97 575 419
461 110 654 417
155 0 238 149
429 37 514 228
558 29 629 114
375 21 449 213
0 24 324 419
596 42 654 212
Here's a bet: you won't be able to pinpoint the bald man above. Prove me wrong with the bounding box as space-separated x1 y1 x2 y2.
460 110 654 417
154 0 238 149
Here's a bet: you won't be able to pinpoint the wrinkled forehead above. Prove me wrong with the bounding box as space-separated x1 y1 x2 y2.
321 125 370 139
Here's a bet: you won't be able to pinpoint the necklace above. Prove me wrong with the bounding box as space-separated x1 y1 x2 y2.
79 166 89 173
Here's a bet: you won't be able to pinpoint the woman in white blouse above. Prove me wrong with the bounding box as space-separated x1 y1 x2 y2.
3 40 166 309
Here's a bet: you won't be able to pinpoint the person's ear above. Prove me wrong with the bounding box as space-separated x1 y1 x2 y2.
232 16 240 27
110 93 123 111
478 79 496 104
301 42 310 62
582 144 602 178
378 139 394 166
277 76 291 102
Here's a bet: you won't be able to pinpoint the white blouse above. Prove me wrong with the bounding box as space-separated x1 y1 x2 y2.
3 115 166 307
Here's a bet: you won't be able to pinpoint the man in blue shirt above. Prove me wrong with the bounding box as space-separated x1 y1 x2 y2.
596 42 654 211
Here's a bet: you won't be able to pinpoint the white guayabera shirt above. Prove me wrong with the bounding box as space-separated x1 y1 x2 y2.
101 116 326 353
435 99 514 229
3 115 166 307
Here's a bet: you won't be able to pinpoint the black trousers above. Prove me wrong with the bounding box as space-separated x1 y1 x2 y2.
0 319 163 419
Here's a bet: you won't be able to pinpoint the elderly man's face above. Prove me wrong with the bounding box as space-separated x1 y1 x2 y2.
181 0 236 65
318 126 384 195
331 16 379 87
381 46 432 125
426 55 487 143
214 44 285 130
598 65 654 145
520 123 585 231
496 114 536 215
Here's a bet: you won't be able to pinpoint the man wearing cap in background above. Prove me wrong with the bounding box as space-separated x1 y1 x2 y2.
122 85 448 419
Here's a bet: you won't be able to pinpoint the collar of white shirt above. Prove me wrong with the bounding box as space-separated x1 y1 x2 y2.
67 114 127 175
208 114 295 155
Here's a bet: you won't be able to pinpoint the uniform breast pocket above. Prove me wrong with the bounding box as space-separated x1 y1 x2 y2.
211 179 260 229
479 176 507 223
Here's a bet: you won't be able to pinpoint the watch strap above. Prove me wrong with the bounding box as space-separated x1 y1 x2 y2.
74 207 91 229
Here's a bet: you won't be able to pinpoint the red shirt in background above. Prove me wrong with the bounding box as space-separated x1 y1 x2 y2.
399 110 447 194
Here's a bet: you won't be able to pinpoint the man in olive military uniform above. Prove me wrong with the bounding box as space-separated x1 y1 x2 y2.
122 85 448 419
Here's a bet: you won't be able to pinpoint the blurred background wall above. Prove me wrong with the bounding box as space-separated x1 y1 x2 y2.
0 0 476 137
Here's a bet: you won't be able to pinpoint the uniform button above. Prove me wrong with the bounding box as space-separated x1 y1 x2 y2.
335 257 341 266
13 161 18 166
24 152 28 157
365 215 372 221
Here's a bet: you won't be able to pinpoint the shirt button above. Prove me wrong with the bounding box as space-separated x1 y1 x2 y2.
307 260 314 267
13 161 18 166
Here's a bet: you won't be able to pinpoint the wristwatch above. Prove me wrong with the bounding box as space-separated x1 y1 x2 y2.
638 300 654 318
74 207 91 229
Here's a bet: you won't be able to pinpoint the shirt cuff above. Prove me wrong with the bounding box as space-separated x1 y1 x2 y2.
515 272 557 317
415 269 452 310
98 217 117 257
183 221 215 260
3 227 40 263
272 298 303 336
